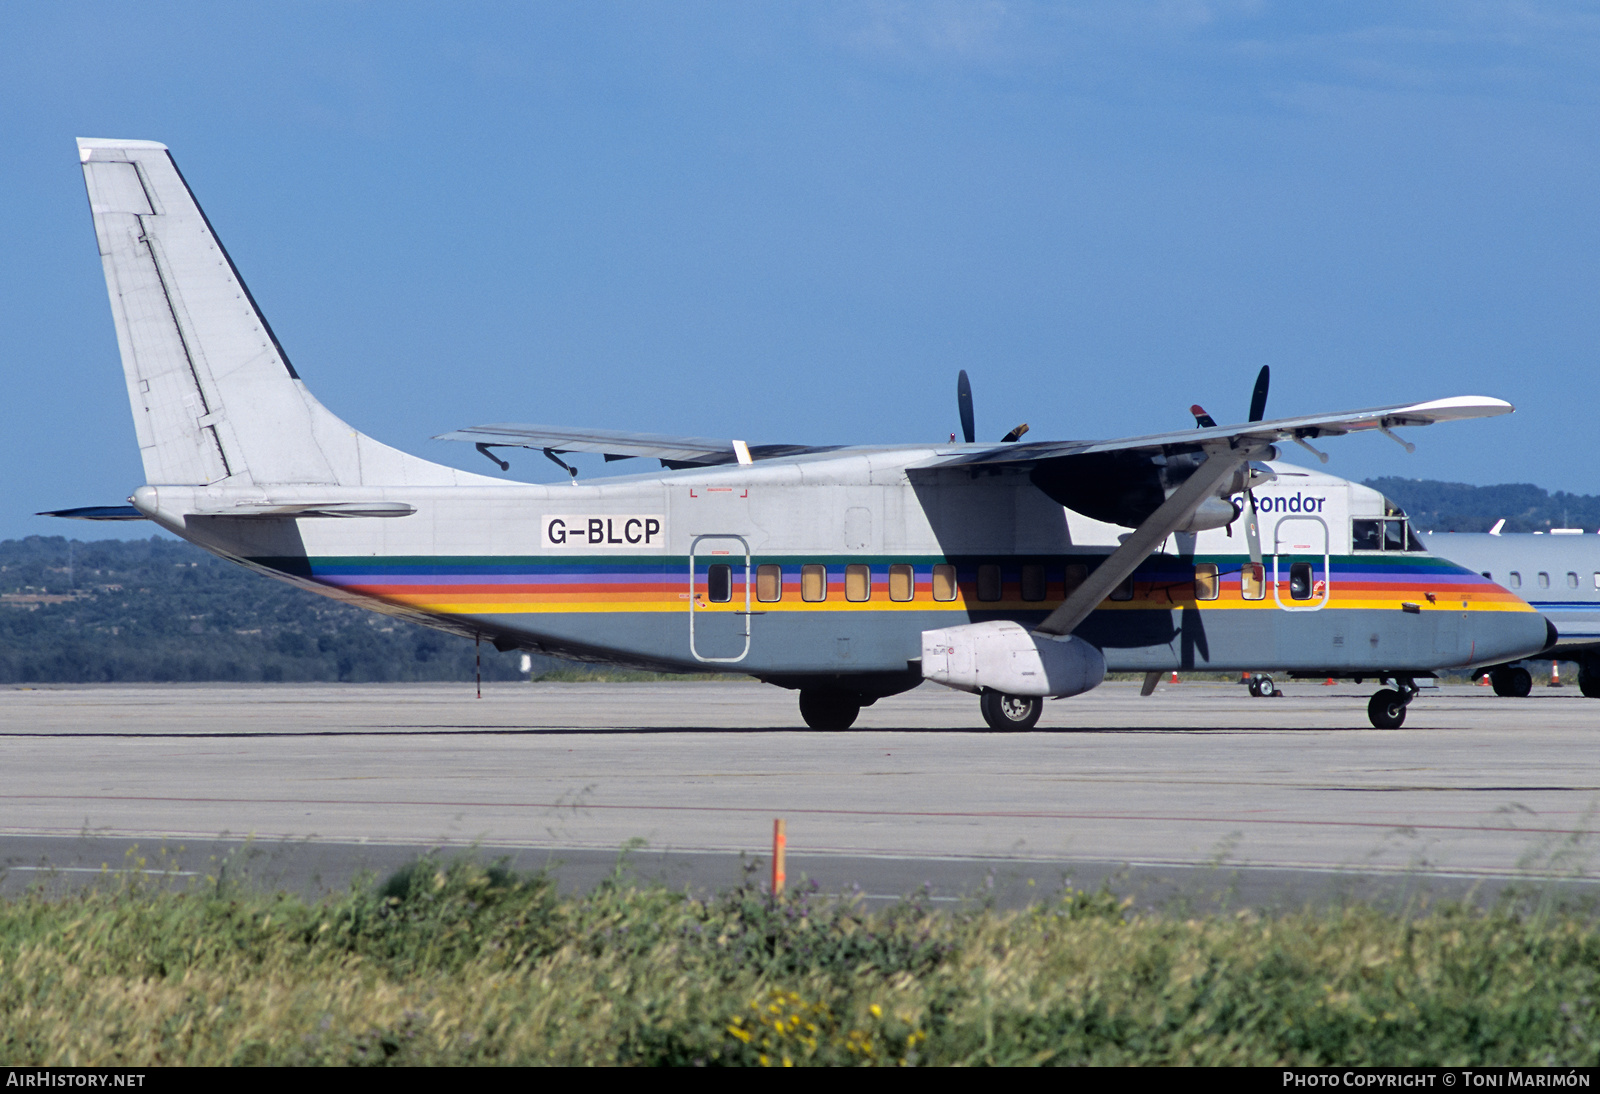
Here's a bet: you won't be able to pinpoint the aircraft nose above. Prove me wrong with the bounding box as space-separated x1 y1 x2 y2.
1472 611 1558 667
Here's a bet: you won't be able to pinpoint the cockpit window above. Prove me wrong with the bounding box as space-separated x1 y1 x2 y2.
1382 520 1406 552
1353 517 1420 552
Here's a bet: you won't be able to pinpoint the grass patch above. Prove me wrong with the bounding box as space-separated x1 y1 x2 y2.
1 856 1596 1065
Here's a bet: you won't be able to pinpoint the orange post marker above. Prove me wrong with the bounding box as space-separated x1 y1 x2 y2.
1170 671 1179 684
772 818 786 897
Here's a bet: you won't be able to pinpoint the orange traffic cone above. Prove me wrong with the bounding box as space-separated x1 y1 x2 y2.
1477 674 1490 686
1323 678 1336 685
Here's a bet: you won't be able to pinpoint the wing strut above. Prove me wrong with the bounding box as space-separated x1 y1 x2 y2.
1033 446 1251 637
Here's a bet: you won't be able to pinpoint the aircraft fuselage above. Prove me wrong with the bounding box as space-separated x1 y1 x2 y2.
134 454 1547 698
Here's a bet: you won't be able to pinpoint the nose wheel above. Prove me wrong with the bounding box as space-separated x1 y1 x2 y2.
1367 678 1418 729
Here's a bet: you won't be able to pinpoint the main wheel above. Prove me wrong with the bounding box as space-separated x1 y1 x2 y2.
980 690 1043 731
1506 667 1533 697
1489 668 1513 696
1580 658 1600 699
1367 689 1407 729
798 689 861 730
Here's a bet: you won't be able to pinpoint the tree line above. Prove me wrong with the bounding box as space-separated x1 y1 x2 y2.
0 536 543 684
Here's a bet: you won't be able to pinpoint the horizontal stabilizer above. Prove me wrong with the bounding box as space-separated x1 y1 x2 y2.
38 505 147 521
436 423 831 468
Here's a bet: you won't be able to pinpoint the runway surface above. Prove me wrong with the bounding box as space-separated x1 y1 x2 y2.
2 679 1597 909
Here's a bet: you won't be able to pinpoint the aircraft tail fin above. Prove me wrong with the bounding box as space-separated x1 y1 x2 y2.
77 138 490 489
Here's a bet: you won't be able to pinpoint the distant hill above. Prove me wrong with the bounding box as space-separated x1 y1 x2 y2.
1362 478 1600 534
0 536 540 685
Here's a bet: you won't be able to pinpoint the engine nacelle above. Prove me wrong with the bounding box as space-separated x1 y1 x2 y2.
1173 495 1240 534
920 621 1106 698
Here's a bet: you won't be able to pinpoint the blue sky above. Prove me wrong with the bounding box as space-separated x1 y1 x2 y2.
4 2 1599 539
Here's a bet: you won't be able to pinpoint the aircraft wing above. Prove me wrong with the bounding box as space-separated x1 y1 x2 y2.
928 396 1513 467
434 423 833 468
925 394 1513 639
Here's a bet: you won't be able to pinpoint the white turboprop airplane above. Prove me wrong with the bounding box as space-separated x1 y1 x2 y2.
51 139 1553 730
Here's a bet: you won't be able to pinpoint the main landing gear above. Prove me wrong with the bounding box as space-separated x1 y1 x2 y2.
798 688 863 730
1582 656 1600 699
1487 665 1534 698
1366 678 1419 729
979 690 1044 731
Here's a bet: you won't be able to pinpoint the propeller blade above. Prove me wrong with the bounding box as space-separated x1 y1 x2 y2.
1190 404 1217 429
957 370 976 444
1243 488 1263 566
1248 365 1270 423
1001 422 1030 443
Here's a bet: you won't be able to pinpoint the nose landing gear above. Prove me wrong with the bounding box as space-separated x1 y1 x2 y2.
1366 677 1418 729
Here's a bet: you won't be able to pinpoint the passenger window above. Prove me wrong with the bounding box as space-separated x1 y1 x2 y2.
801 564 827 602
977 564 1002 602
1352 519 1382 551
756 564 783 603
1110 575 1134 601
1481 573 1492 581
932 564 958 602
1539 572 1551 589
1194 563 1219 601
707 564 732 603
845 564 871 602
1289 562 1313 600
1242 563 1265 600
1509 571 1522 589
1020 564 1046 602
888 564 913 602
1569 572 1579 589
1062 564 1087 596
